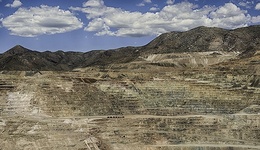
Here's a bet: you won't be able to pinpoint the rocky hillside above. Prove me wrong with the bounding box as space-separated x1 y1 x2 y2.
0 45 85 71
0 25 259 71
141 25 260 54
0 45 139 71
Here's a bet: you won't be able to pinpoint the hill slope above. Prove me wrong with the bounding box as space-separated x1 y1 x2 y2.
0 45 139 71
141 25 260 54
0 25 259 71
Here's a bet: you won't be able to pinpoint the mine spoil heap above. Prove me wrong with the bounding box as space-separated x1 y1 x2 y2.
0 26 259 150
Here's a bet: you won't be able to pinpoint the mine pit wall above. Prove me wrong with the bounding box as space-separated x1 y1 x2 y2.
1 114 259 149
0 73 114 117
93 73 259 149
142 51 239 68
0 71 259 150
96 79 258 116
0 71 258 118
98 115 260 150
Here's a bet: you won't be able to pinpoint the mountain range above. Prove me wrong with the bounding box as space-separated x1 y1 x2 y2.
0 25 259 71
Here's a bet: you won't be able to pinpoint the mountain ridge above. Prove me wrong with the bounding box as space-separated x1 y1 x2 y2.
1 25 259 71
140 25 260 54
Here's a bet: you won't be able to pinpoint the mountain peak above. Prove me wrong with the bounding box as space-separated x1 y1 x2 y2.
4 45 30 56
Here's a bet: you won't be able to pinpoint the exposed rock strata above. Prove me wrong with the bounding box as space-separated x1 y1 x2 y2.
0 26 259 149
0 60 259 149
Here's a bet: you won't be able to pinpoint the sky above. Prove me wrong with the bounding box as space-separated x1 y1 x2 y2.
0 0 260 52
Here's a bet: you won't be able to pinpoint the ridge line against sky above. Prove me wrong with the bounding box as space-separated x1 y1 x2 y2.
0 0 260 52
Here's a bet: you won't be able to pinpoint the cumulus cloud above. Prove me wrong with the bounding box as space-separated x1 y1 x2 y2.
209 3 251 29
255 3 260 10
71 1 253 37
209 3 250 29
210 3 246 18
5 0 22 8
2 5 83 37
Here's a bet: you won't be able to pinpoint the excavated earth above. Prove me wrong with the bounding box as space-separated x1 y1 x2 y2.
0 50 259 150
0 26 260 150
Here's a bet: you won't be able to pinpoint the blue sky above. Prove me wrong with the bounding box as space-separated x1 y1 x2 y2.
0 0 260 52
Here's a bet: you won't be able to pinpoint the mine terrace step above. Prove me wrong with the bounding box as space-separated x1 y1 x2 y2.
0 85 16 89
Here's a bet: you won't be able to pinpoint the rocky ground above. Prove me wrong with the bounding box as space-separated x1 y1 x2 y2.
0 50 259 150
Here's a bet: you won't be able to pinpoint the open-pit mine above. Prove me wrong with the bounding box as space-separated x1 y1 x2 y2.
0 26 259 150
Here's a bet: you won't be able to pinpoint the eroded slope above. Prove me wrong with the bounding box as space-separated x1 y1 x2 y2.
0 57 259 149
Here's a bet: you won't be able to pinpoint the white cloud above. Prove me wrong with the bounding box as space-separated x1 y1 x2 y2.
238 1 254 8
71 1 254 37
137 0 152 7
145 0 152 3
150 7 160 11
2 5 83 37
137 3 145 7
252 16 260 24
166 0 175 5
0 18 3 28
209 3 250 29
255 3 260 10
210 3 246 18
83 0 104 7
5 0 22 8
